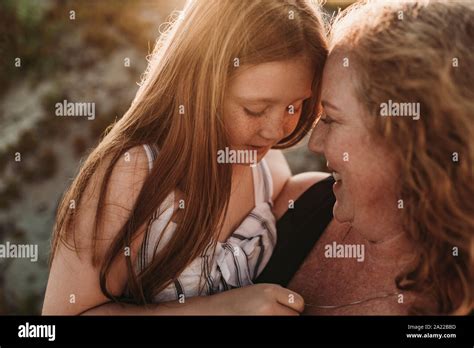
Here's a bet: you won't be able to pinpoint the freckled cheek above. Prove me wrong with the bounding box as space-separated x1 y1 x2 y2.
326 133 362 190
338 146 375 195
229 113 261 145
362 147 399 192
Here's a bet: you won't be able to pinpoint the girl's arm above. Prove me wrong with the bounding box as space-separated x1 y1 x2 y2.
42 146 150 315
272 172 331 220
79 296 218 315
264 149 292 202
42 146 304 316
80 283 304 315
264 150 330 219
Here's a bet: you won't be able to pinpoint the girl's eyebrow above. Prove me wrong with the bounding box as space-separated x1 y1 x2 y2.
238 96 278 104
291 93 313 103
236 92 312 104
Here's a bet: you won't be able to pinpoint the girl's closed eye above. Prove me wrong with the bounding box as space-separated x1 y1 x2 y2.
244 107 267 117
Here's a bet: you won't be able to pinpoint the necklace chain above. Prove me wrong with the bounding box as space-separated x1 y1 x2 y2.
304 225 405 310
305 292 401 310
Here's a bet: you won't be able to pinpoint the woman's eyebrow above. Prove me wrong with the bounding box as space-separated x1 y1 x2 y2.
322 100 340 111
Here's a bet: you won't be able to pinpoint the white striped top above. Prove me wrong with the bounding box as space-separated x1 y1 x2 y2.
136 144 277 303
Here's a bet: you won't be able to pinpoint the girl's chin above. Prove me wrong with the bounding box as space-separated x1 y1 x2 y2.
233 161 260 167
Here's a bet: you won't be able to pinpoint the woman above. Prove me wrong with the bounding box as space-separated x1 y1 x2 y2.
42 0 328 315
260 0 474 315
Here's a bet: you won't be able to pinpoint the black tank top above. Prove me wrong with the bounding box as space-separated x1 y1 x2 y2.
255 176 335 286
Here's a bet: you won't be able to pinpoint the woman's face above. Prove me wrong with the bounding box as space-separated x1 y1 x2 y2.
309 53 400 239
223 56 314 161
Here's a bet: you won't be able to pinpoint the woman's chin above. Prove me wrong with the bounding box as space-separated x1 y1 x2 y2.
333 200 353 223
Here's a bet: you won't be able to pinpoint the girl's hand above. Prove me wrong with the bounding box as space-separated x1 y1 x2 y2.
211 283 305 315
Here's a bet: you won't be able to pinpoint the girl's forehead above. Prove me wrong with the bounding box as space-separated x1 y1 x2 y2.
228 59 314 99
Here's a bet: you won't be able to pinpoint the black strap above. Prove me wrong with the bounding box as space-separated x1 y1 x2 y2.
255 176 335 286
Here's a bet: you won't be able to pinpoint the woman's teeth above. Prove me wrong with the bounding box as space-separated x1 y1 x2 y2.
332 172 342 182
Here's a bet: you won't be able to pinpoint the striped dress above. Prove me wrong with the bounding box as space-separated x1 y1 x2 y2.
135 144 277 302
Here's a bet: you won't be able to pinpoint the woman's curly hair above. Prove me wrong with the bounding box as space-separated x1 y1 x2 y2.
329 0 474 314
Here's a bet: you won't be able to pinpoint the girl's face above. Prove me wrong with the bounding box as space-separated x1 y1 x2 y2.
308 52 400 240
223 56 314 161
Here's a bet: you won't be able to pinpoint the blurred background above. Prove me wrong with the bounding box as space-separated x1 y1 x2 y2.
0 0 352 314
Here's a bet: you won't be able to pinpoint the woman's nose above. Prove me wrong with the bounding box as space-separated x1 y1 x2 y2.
308 122 326 155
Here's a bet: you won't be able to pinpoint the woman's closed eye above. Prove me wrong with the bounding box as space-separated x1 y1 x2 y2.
319 113 334 125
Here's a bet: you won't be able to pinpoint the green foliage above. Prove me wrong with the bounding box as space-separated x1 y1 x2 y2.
72 135 88 159
36 147 58 180
0 178 22 210
0 0 64 95
8 0 47 27
15 129 39 155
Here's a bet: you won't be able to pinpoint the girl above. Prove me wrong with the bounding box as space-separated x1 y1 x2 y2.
42 0 328 315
